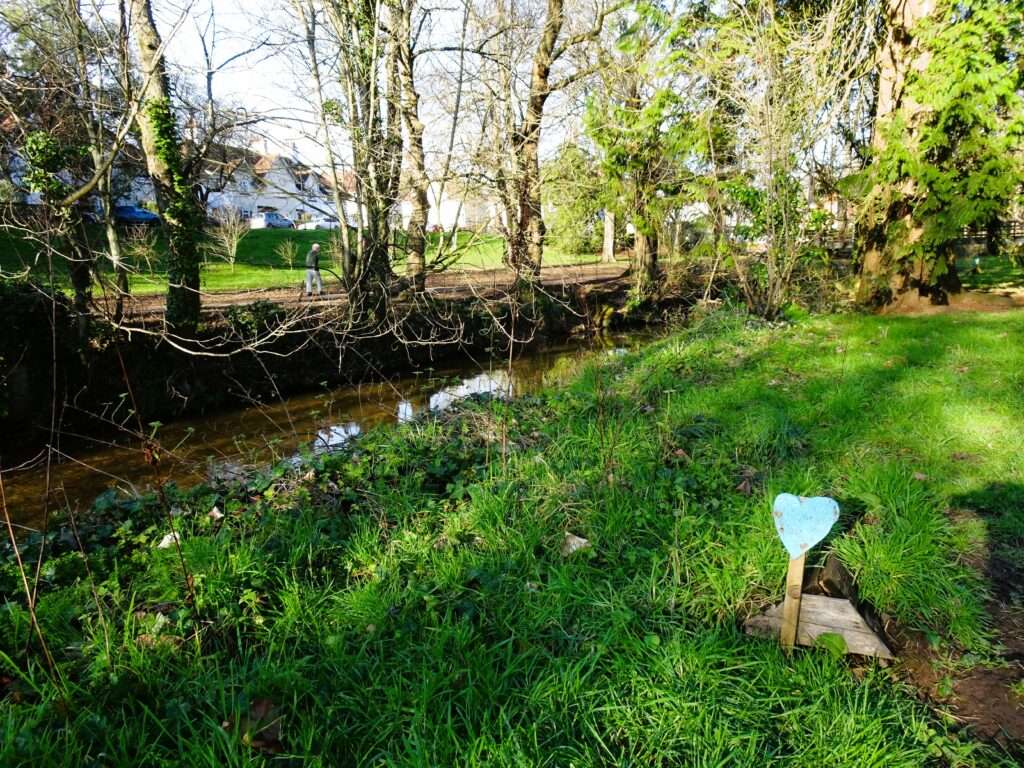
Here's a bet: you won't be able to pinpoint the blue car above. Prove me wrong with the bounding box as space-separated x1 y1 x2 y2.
113 205 161 225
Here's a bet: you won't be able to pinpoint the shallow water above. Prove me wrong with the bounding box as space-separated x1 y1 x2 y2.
2 331 656 530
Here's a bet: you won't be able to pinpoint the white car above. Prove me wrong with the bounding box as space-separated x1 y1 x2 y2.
249 212 294 229
298 215 342 230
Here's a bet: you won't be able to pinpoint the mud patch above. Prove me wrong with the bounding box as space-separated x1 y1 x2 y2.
953 665 1024 744
893 617 1024 755
890 502 1024 753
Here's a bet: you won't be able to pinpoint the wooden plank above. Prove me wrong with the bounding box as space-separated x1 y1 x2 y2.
797 595 893 658
798 594 877 633
797 619 893 658
743 596 894 659
780 554 805 650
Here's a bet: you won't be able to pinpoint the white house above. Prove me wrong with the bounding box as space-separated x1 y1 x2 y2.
109 148 349 223
400 180 504 233
3 128 503 233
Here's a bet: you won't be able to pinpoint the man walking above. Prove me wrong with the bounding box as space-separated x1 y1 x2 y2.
305 242 323 297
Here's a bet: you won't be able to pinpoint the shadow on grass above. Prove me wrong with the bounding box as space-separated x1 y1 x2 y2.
949 482 1024 606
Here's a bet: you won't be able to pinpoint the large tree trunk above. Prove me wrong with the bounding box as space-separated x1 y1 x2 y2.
856 0 958 304
501 0 564 281
129 0 204 330
396 0 428 294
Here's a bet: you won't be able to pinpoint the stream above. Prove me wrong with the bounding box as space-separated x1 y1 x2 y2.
3 331 657 530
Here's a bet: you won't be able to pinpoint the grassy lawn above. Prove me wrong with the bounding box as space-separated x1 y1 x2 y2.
0 227 599 297
960 253 1024 294
2 309 1022 764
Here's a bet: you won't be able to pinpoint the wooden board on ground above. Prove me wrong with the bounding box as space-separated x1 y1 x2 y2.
745 594 894 659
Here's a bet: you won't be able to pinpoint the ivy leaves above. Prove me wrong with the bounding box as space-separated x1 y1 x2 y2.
861 0 1024 284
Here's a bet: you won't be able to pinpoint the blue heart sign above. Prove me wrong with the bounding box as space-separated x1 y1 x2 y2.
772 493 839 560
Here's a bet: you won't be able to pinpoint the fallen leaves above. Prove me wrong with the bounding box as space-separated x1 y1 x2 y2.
156 531 180 549
561 532 591 557
223 698 284 754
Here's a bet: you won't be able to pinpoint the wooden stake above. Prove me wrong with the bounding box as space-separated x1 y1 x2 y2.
780 553 805 650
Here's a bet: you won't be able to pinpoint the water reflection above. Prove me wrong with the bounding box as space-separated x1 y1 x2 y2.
313 422 362 453
397 400 414 424
428 371 511 413
2 332 654 528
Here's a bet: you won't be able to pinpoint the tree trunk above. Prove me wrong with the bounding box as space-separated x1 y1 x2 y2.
67 216 93 341
129 0 204 331
396 0 428 294
602 210 616 262
99 171 129 322
633 226 658 300
501 0 565 281
327 0 403 315
857 0 954 305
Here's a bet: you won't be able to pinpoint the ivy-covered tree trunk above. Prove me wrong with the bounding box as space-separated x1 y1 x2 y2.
325 0 403 318
856 0 1022 305
857 0 938 303
633 226 658 300
129 0 204 330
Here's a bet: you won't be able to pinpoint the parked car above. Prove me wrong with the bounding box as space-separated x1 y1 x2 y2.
298 215 341 231
249 212 294 229
113 205 161 225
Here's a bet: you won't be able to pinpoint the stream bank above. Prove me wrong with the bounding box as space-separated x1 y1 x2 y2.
1 272 690 464
3 328 657 529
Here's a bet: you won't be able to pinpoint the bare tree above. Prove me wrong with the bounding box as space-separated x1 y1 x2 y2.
0 0 167 333
393 0 429 294
472 0 624 283
289 0 354 273
179 6 269 209
205 206 248 270
321 0 404 311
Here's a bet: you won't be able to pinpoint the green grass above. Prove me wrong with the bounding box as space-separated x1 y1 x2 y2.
2 308 1023 765
959 253 1024 293
0 227 599 297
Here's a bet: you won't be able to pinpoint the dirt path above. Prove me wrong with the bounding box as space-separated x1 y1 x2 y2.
101 263 630 322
